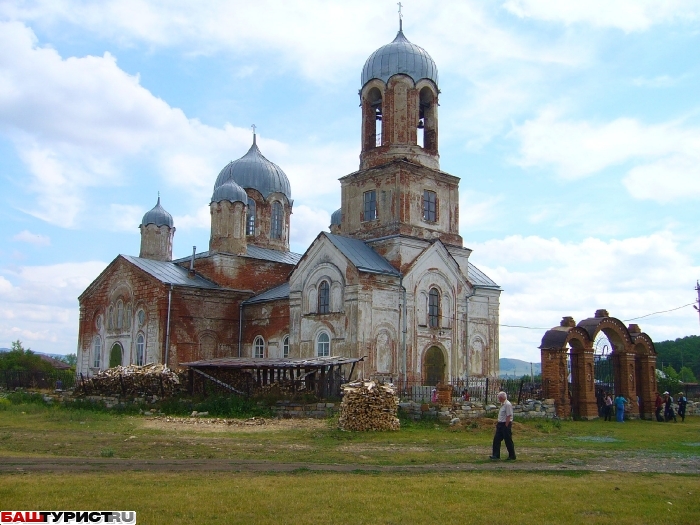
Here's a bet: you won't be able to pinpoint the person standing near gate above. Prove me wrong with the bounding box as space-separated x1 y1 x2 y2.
664 391 678 422
604 392 613 421
655 392 664 422
677 392 687 422
490 391 516 461
614 393 628 422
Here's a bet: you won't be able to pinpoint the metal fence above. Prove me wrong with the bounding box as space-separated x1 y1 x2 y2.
392 378 540 405
0 369 77 391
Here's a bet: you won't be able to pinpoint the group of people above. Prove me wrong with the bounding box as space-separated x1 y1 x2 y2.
599 391 630 422
655 391 687 422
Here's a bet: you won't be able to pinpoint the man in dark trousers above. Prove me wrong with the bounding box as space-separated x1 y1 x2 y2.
664 391 677 422
677 392 688 422
655 392 664 422
490 391 516 461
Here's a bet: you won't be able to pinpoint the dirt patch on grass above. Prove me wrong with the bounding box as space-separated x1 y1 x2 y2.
140 416 328 434
337 444 431 453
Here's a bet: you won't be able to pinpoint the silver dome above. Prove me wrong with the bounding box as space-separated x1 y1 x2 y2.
330 208 342 226
214 135 291 201
211 179 248 205
141 197 174 228
361 29 438 87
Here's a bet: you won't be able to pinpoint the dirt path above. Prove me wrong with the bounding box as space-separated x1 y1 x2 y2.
2 455 698 475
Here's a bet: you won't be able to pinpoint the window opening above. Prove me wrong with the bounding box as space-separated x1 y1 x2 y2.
318 281 330 314
137 309 146 327
254 336 265 358
363 190 377 221
116 300 124 330
317 332 330 357
429 288 440 328
271 202 283 239
246 198 256 236
423 190 437 222
136 333 145 366
283 336 290 358
93 337 102 368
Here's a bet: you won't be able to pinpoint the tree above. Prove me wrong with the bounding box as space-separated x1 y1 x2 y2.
0 340 53 373
679 366 697 383
57 353 77 367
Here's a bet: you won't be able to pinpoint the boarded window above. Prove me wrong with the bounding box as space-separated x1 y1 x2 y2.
429 288 440 328
318 281 330 314
363 190 377 221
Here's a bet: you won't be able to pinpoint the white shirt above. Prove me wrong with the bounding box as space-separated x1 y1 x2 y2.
498 399 513 423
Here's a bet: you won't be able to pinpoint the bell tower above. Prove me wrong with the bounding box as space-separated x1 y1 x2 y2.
339 20 462 254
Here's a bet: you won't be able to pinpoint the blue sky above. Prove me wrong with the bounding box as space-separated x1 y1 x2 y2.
1 0 699 363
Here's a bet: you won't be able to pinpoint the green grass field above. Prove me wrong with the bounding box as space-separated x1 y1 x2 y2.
1 397 699 524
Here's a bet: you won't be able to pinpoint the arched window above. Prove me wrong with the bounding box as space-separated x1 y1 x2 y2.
254 336 265 358
367 87 382 149
318 280 330 314
92 337 102 368
271 202 283 239
283 336 290 358
428 288 440 328
116 300 124 330
125 304 132 330
137 309 146 327
316 332 330 357
107 305 114 330
246 198 256 236
136 333 145 366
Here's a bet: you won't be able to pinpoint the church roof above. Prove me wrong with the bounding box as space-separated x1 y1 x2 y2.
121 255 220 289
467 263 500 289
173 246 301 266
243 282 290 305
211 179 248 204
214 135 292 201
361 29 438 87
140 197 174 228
324 233 400 276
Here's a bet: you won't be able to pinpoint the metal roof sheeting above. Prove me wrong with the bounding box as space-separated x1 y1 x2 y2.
173 247 301 266
211 179 248 204
243 282 290 305
122 255 220 289
361 30 438 87
467 263 500 289
140 197 174 228
214 136 292 201
324 233 401 276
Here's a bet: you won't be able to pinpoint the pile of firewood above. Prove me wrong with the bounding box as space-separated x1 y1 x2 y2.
80 364 183 397
338 380 400 431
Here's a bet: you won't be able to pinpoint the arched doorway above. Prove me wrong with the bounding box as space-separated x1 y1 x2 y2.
424 346 445 386
109 343 123 368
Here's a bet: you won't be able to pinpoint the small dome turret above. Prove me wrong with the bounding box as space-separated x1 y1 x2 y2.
211 179 248 205
361 29 438 88
214 135 291 202
330 208 342 226
141 196 174 228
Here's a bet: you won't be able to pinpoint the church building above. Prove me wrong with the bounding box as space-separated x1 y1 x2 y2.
76 23 501 384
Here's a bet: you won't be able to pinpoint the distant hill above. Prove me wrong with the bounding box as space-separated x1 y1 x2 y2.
499 358 541 379
0 348 9 353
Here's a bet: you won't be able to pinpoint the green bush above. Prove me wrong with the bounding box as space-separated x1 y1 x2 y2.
159 395 273 418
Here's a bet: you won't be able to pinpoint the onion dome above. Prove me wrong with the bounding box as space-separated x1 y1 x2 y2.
211 179 248 205
330 208 342 226
214 134 291 201
141 196 174 228
361 29 438 87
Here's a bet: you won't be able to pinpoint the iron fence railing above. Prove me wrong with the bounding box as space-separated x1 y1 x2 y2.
0 369 77 391
391 378 540 405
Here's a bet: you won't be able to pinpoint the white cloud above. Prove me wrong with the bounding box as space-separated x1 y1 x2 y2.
502 0 700 33
0 260 107 352
511 109 700 201
632 75 683 88
470 233 700 361
290 204 330 254
174 205 211 231
459 190 502 231
12 230 51 246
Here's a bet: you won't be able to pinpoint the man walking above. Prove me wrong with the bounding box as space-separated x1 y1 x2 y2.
655 392 664 422
614 393 628 422
490 391 516 461
677 392 687 422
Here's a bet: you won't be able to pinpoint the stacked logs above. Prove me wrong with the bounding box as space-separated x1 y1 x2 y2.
80 364 183 397
338 380 400 431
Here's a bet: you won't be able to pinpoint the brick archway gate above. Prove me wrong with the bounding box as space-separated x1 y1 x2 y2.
540 309 657 420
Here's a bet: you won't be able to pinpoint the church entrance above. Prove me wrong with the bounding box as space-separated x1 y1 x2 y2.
109 343 123 368
424 346 445 386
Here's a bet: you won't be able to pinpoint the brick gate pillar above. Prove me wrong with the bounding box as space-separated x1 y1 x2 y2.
615 352 639 418
574 348 599 419
541 347 569 418
636 354 657 420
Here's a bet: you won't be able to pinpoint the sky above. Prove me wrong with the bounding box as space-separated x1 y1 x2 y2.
1 0 700 364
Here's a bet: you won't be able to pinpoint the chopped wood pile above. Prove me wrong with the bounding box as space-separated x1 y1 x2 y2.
338 380 400 431
80 364 183 397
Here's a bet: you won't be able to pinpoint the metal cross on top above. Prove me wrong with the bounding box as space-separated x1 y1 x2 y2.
397 2 403 30
251 124 257 135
